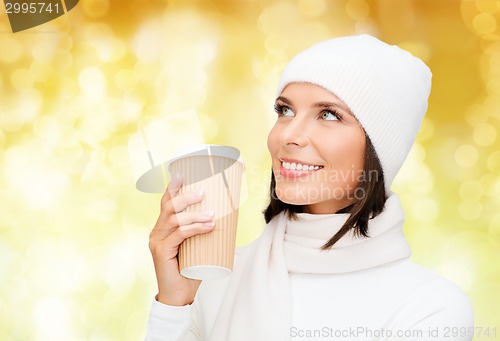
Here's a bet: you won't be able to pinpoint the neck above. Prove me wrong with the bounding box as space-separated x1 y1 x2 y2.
303 199 356 214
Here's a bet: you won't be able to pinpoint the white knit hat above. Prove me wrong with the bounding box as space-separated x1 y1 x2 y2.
275 34 432 191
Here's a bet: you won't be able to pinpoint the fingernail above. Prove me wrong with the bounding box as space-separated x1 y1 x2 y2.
203 210 215 217
195 190 205 198
203 221 215 227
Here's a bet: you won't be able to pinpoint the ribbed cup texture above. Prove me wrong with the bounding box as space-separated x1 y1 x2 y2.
170 155 244 279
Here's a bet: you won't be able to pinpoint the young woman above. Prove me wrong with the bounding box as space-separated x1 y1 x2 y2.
146 34 474 340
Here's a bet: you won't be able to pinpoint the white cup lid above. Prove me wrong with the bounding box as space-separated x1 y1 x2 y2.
165 144 245 172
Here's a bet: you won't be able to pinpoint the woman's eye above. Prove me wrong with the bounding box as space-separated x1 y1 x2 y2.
282 107 294 117
275 104 295 117
320 110 339 121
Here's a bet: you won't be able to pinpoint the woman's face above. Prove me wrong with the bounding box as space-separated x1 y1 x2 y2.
267 82 366 214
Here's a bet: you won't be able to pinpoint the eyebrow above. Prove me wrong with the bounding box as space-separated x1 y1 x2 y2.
276 96 354 116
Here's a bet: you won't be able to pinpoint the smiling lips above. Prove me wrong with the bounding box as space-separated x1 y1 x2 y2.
279 159 324 178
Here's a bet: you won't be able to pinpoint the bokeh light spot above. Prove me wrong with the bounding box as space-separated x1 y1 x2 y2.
80 301 109 330
459 180 484 201
103 244 137 298
84 199 117 223
465 104 488 126
473 123 497 146
345 0 370 20
410 197 439 223
11 69 35 91
409 169 434 195
59 35 73 51
33 116 61 144
84 24 126 62
133 20 164 63
121 93 143 122
354 18 378 36
29 62 54 82
484 95 500 119
397 41 432 63
418 117 435 141
298 0 327 18
0 128 5 149
0 296 11 335
487 77 500 95
115 69 137 91
265 34 289 56
487 150 500 172
32 39 57 63
472 12 497 35
489 49 500 67
458 200 483 220
438 256 474 291
483 174 500 201
489 212 500 240
258 3 301 36
5 146 70 209
55 52 73 72
454 144 479 168
82 0 109 18
34 297 71 341
78 67 106 101
16 89 42 124
0 36 23 63
475 0 500 14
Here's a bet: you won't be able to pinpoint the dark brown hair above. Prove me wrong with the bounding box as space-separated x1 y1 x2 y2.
263 135 387 250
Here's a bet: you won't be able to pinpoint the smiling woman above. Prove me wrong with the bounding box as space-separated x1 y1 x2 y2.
145 34 474 341
268 83 367 212
266 83 386 249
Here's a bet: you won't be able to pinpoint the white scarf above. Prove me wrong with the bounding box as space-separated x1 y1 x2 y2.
208 193 411 340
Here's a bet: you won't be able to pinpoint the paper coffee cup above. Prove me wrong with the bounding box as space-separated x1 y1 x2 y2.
167 145 245 280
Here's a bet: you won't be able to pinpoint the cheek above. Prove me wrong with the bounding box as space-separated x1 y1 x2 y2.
323 132 366 178
343 136 366 183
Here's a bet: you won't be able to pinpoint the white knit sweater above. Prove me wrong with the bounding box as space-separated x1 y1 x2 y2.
145 195 474 340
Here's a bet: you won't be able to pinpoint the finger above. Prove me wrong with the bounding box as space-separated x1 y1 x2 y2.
161 174 183 206
153 210 215 239
176 210 215 227
153 191 207 238
162 190 205 216
167 221 216 246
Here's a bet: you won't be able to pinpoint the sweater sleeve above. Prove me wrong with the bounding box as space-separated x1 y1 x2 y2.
145 298 202 341
144 248 242 340
386 278 474 341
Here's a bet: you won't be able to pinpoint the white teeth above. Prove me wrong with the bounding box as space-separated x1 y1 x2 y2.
281 161 321 171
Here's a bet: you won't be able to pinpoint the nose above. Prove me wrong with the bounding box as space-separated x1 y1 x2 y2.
279 114 309 148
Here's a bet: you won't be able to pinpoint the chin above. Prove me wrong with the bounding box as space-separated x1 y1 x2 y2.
275 184 316 205
276 195 311 206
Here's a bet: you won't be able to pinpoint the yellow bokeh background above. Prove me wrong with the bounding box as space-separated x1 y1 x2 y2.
1 0 499 340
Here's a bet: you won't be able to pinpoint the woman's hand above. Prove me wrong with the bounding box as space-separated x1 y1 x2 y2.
149 175 215 306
